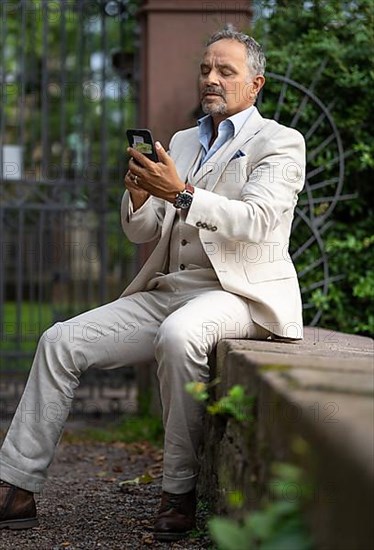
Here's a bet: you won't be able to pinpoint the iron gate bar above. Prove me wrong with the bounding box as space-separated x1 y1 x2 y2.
1 1 136 371
99 8 109 304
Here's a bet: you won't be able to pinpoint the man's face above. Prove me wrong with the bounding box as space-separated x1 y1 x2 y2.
199 39 264 119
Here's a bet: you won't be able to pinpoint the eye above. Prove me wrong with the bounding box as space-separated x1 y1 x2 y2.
221 69 233 76
200 66 210 76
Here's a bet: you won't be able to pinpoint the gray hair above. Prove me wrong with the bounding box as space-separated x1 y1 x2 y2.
206 29 266 76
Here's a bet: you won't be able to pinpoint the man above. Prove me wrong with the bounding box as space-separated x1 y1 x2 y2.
0 30 305 541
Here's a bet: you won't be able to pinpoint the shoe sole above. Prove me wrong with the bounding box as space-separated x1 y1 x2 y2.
0 517 39 530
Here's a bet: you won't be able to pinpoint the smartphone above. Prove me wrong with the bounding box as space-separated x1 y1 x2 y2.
126 128 158 164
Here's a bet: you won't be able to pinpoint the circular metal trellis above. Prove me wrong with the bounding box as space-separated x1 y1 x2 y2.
258 62 347 325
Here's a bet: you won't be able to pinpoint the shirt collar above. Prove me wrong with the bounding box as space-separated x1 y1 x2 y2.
198 104 255 144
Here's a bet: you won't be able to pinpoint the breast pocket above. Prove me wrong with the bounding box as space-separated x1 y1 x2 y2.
215 157 249 199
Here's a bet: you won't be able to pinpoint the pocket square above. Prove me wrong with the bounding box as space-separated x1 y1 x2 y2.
230 150 246 161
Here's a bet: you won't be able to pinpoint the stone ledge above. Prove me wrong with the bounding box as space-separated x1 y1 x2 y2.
198 327 374 550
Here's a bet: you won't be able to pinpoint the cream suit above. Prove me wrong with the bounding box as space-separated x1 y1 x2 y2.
122 107 305 339
0 107 305 497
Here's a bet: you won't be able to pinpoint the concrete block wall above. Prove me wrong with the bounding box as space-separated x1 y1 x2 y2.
198 328 374 550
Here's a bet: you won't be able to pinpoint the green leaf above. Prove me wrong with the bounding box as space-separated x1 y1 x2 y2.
271 463 303 484
227 490 245 509
228 385 245 399
118 472 154 486
262 531 313 550
244 510 275 539
209 518 254 550
184 381 209 402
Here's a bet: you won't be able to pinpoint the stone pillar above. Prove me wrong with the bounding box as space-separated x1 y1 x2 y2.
137 0 252 146
133 2 252 416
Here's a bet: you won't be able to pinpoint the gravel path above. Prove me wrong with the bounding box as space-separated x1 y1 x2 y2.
0 426 214 550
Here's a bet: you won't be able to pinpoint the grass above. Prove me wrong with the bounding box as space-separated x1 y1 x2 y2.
2 300 53 328
63 414 165 448
1 301 52 352
0 301 97 370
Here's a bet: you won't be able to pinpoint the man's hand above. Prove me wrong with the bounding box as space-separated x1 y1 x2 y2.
124 170 150 212
127 141 185 204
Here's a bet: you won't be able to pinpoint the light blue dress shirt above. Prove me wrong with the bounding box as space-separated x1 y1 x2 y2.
196 105 255 171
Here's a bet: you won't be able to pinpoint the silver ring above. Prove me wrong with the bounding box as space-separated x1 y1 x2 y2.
132 174 138 185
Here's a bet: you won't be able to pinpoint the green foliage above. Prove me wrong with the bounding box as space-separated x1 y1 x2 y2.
227 490 245 509
185 381 254 422
64 413 164 447
209 462 314 550
310 222 374 333
252 0 374 334
0 302 53 370
185 381 210 402
207 385 254 422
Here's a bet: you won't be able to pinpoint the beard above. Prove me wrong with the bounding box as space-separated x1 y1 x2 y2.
201 98 227 115
200 85 227 116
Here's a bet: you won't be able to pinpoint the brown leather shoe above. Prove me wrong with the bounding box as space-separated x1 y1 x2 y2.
153 488 196 541
0 480 38 530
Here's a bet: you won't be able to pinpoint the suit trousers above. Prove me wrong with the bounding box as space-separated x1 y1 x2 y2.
0 268 269 495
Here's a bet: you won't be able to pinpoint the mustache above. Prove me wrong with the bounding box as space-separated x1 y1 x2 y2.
202 86 226 99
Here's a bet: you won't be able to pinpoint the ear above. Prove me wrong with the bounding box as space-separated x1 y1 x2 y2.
245 74 266 105
253 74 265 96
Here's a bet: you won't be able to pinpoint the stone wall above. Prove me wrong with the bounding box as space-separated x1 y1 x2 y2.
198 328 374 550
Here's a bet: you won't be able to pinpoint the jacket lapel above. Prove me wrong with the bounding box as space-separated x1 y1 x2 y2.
160 131 203 238
172 131 202 184
193 108 267 191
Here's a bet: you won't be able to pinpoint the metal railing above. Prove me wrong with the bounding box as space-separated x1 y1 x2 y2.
0 1 138 406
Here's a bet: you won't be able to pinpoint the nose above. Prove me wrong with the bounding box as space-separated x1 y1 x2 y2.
201 68 220 87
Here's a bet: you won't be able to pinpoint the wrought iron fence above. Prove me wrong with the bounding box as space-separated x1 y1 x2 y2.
0 0 139 407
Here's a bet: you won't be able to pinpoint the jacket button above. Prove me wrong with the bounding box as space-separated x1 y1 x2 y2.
196 221 202 227
212 226 217 231
181 239 188 246
180 264 186 270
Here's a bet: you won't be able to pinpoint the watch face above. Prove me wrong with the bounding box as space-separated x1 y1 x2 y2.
175 191 193 209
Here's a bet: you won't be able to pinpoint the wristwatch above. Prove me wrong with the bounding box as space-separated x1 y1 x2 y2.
173 183 194 209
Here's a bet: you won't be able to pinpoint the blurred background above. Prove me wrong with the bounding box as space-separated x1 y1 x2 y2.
0 0 372 384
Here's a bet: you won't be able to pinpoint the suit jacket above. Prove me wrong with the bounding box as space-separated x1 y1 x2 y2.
120 107 306 339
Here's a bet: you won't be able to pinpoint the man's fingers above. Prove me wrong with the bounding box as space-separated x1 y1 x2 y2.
128 157 147 177
127 146 153 169
155 141 170 163
124 173 137 191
